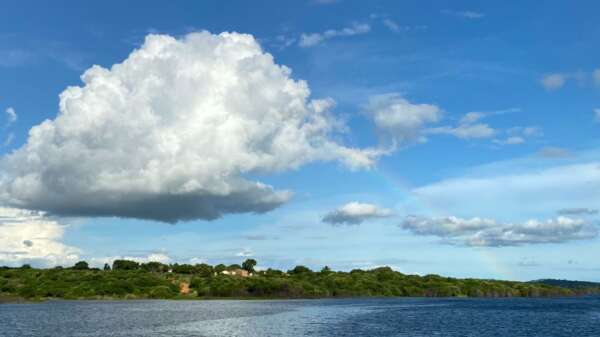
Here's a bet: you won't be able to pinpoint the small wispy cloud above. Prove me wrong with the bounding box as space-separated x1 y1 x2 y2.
299 23 370 47
3 132 14 147
540 69 599 91
312 0 341 4
427 124 496 140
493 136 525 145
493 126 542 146
425 108 520 141
540 73 567 90
518 257 540 267
594 108 600 122
593 69 600 85
370 14 427 34
323 202 393 225
5 107 16 124
382 19 401 33
441 9 485 19
236 248 254 257
538 146 572 159
557 208 598 216
0 49 34 68
241 234 279 241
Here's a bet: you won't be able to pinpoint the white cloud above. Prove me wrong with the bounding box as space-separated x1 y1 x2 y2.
540 69 600 90
517 257 540 267
426 107 526 141
594 108 600 122
425 108 516 140
557 208 598 216
442 10 485 19
0 207 80 267
323 202 392 225
593 69 600 85
540 73 567 90
0 32 381 223
2 132 14 147
402 215 597 247
508 126 542 137
411 161 600 219
494 126 541 145
538 146 572 158
189 257 207 264
426 123 496 139
382 19 401 33
458 11 485 19
299 23 370 47
272 35 297 50
401 215 496 237
459 111 485 124
370 15 427 34
366 99 527 144
5 107 16 124
493 136 524 145
364 93 442 143
236 248 254 257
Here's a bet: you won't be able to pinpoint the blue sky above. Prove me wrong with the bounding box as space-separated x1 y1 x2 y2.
0 0 599 281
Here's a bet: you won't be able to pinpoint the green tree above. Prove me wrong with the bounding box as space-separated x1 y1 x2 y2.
112 259 140 271
289 265 312 275
242 259 257 273
214 264 227 273
142 262 167 273
171 263 195 274
103 263 111 271
195 263 214 277
73 261 89 270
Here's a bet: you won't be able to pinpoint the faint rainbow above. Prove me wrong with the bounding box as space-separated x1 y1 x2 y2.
374 163 515 280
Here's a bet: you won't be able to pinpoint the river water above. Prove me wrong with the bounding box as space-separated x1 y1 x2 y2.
1 297 599 336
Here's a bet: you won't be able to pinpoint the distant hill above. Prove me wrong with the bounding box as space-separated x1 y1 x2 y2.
529 279 600 289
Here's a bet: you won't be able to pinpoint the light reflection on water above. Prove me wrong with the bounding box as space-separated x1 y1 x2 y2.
1 297 600 337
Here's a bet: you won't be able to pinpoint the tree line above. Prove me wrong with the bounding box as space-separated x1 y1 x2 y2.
1 259 598 301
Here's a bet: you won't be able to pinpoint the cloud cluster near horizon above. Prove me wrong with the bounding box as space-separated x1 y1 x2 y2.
0 207 79 267
401 215 597 247
323 202 392 225
410 161 600 219
0 32 383 223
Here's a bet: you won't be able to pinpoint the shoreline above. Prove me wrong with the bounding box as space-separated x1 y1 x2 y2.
3 294 597 304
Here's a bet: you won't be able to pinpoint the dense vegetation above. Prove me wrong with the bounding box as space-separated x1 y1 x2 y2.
529 279 600 290
1 260 597 301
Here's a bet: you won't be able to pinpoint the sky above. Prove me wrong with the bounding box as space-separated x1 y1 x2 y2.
0 0 599 281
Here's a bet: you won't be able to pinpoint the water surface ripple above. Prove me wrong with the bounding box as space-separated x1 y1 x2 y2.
2 297 600 336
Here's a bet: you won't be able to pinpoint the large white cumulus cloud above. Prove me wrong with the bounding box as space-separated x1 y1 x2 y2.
0 32 379 223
